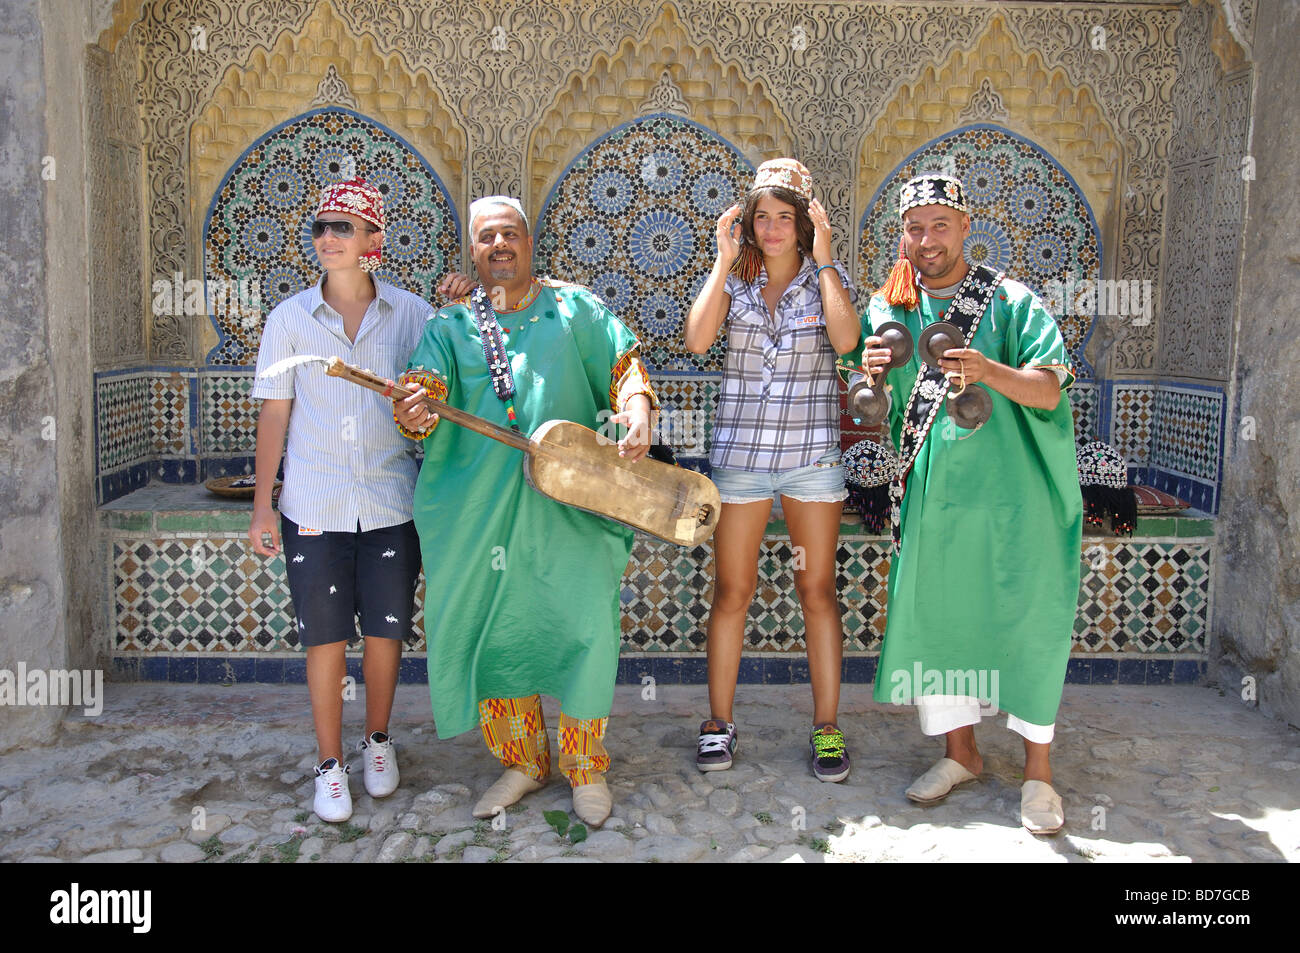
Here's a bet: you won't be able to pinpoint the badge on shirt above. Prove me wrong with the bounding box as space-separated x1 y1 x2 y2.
297 526 323 536
791 312 823 328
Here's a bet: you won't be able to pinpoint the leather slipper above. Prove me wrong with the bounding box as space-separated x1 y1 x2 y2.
472 767 545 819
905 757 978 804
1021 779 1065 834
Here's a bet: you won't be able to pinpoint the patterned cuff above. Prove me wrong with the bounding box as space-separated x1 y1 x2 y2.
610 349 659 412
393 370 449 440
1023 362 1073 388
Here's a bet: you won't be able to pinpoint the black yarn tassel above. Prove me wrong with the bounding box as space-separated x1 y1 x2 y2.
847 483 892 535
1081 485 1137 536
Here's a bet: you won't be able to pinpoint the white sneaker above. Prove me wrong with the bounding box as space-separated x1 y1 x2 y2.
313 757 353 822
360 731 399 798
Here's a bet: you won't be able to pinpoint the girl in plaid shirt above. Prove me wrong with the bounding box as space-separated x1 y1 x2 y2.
685 159 887 781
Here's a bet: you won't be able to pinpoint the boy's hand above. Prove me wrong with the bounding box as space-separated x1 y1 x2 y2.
249 506 280 556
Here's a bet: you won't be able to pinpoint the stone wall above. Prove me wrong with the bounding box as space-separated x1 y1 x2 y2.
0 0 66 750
1211 0 1300 728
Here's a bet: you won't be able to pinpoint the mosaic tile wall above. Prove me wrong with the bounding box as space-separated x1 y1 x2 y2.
1068 381 1100 445
535 115 753 373
1107 381 1225 512
95 369 201 501
86 1 1253 532
203 108 461 366
106 511 1211 661
200 373 256 454
95 373 152 473
1111 383 1158 467
1076 539 1211 653
94 369 719 502
859 125 1102 376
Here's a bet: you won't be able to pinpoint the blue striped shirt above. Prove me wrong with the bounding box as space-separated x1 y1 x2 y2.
251 277 433 532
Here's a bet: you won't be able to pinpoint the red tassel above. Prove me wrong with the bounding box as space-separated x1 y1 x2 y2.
878 235 917 310
731 243 763 284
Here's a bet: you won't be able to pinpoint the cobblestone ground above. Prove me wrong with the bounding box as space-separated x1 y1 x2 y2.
0 683 1296 863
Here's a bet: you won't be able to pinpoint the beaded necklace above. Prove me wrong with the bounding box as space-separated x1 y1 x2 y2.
469 284 529 431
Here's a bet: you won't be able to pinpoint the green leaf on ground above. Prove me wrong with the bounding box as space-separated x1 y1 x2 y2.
543 810 570 837
569 823 588 844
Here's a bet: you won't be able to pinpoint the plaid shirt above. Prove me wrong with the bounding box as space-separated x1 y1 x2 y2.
711 257 857 472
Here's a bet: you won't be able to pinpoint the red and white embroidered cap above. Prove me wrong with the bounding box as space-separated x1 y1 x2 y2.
316 178 385 231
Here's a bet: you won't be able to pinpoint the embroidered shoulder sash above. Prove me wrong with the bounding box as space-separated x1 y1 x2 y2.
888 264 1004 555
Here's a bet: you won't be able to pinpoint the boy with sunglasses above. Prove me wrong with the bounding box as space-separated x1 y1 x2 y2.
248 178 433 822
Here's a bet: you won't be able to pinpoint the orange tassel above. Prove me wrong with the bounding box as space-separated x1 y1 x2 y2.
878 235 918 310
731 242 763 284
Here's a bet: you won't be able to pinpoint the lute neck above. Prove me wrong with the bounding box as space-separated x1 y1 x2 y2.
325 357 533 453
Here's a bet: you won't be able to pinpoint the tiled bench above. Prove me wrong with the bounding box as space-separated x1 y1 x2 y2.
101 484 1213 686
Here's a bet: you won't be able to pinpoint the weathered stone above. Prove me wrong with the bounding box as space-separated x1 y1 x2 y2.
377 832 413 863
327 841 357 862
297 837 324 862
80 849 144 863
461 846 498 863
160 842 206 863
187 813 232 843
541 855 601 863
644 814 678 836
708 789 742 817
725 844 772 863
643 784 674 811
511 843 564 862
121 822 185 848
579 830 634 859
434 829 475 857
218 824 260 846
633 836 707 863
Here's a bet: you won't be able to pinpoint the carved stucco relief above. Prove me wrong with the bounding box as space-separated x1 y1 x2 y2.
1159 0 1251 383
94 0 1216 371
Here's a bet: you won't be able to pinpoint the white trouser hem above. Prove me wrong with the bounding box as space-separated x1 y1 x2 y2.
915 695 1054 743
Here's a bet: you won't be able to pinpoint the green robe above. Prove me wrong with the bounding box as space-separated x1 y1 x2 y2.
858 278 1083 726
406 283 637 738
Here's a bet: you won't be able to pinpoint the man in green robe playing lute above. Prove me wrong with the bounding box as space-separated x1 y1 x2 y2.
393 197 656 828
856 173 1083 834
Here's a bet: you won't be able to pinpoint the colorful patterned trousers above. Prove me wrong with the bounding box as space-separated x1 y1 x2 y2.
478 695 609 787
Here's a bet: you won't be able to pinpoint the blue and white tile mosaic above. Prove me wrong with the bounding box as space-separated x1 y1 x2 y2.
96 373 152 472
111 529 1210 660
536 115 754 373
200 373 257 454
1111 382 1157 466
203 108 460 366
859 124 1102 375
1152 385 1223 484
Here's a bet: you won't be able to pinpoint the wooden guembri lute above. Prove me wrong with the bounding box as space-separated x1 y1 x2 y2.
324 357 720 546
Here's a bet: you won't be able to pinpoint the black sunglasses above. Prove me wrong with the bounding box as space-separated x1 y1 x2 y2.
311 219 379 239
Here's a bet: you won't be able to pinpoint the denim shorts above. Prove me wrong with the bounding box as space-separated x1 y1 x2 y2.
711 449 848 504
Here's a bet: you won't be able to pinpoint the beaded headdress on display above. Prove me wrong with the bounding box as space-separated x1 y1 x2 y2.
842 438 899 534
878 172 970 310
316 177 385 273
1076 440 1136 535
733 158 813 283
